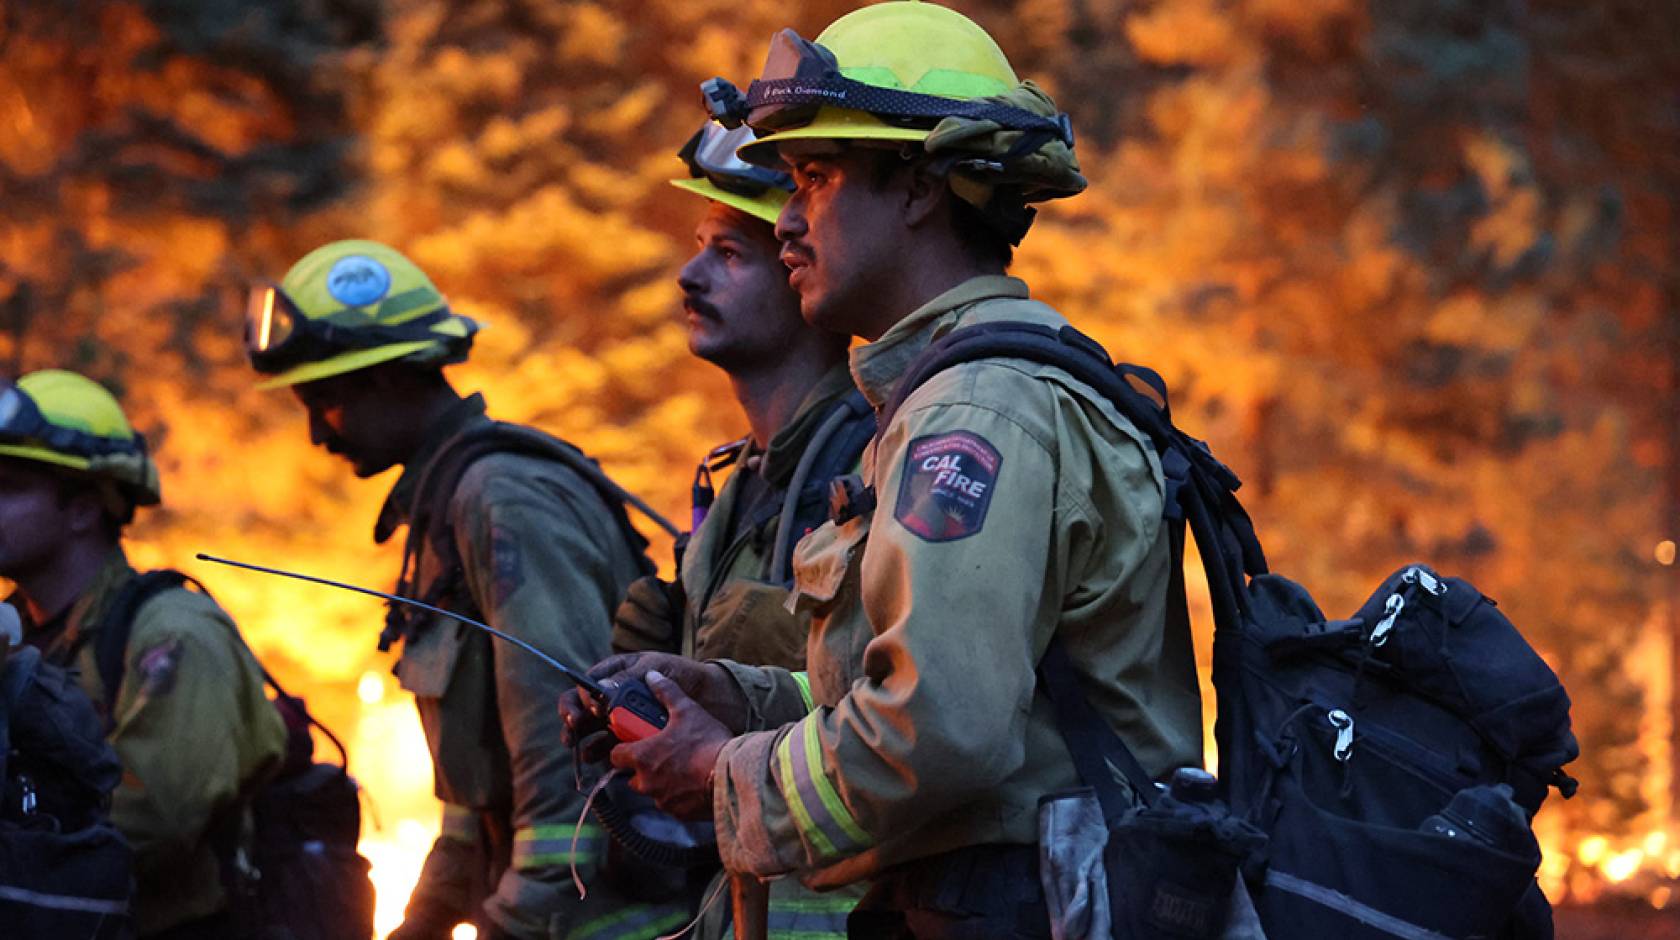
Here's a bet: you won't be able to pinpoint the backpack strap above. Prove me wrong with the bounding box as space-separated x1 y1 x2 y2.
885 321 1276 807
94 570 351 771
881 321 1268 599
769 389 876 584
1038 636 1159 824
94 569 193 713
0 645 43 787
383 421 670 650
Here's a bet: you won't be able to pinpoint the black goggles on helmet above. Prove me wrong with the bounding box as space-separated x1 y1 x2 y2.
244 284 459 374
705 29 1073 146
0 382 147 460
678 121 794 196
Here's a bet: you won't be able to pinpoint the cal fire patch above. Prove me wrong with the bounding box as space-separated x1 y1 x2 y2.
894 431 1002 542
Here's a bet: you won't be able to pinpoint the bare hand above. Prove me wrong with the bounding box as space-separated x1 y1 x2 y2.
558 652 750 758
608 669 733 820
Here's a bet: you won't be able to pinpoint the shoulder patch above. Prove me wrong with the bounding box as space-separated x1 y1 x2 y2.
893 431 1002 542
134 637 184 698
490 522 526 605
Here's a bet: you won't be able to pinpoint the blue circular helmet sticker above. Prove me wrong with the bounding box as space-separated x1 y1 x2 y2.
325 255 393 308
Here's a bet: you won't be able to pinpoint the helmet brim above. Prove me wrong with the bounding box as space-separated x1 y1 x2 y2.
254 340 440 391
668 178 788 226
0 443 93 474
737 109 929 168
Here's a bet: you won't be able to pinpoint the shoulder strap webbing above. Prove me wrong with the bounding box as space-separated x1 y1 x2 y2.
0 645 43 785
94 570 350 770
1038 636 1158 823
386 422 668 648
881 321 1267 596
886 321 1277 806
94 569 192 710
769 389 876 584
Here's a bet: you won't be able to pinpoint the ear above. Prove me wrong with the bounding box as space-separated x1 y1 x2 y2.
62 487 110 539
901 158 949 229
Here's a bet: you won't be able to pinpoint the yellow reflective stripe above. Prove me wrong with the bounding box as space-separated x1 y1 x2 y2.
791 671 814 712
800 718 869 847
766 895 858 939
566 903 690 940
776 727 837 858
773 715 871 860
511 823 603 870
440 804 477 843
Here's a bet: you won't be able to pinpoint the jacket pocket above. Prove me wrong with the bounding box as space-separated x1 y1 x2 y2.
787 514 870 617
394 616 467 699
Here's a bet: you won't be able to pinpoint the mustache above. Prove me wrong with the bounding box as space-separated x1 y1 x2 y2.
682 295 722 321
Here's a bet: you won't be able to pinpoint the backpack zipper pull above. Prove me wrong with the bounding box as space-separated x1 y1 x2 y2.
1402 566 1447 596
1327 709 1356 762
1370 594 1404 647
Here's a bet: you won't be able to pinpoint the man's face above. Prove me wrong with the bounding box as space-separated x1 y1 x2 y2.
678 203 807 373
0 460 74 578
775 144 903 338
291 373 404 478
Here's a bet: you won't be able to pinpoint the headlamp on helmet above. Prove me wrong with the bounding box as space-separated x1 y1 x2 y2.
701 77 750 130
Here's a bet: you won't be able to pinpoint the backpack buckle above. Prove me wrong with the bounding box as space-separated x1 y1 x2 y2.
828 474 876 525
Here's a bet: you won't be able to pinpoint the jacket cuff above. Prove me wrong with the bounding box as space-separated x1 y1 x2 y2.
713 727 799 877
711 660 811 732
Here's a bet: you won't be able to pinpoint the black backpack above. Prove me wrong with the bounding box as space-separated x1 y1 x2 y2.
885 321 1579 939
97 571 375 940
0 641 135 939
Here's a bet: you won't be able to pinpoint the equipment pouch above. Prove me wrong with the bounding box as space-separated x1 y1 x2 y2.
1039 783 1267 940
1107 791 1266 940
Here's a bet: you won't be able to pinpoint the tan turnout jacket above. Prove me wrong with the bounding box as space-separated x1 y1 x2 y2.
710 276 1204 888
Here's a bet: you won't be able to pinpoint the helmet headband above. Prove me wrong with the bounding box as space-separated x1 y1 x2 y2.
728 29 1073 145
0 383 146 462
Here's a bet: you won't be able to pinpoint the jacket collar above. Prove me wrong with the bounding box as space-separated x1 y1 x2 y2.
374 392 490 544
849 276 1031 409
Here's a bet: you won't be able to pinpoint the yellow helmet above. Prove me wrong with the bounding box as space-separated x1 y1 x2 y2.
0 370 161 511
669 120 793 225
730 2 1040 166
246 239 479 390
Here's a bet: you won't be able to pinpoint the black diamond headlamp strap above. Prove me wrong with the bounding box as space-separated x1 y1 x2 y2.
745 75 1073 144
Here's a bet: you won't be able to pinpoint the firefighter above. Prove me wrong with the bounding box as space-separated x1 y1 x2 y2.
246 240 656 940
600 120 874 939
0 369 287 939
561 3 1204 936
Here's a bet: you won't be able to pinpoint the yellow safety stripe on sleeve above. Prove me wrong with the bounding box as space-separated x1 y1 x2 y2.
441 804 478 844
565 902 691 940
772 715 871 862
511 823 603 870
764 895 859 939
791 671 814 713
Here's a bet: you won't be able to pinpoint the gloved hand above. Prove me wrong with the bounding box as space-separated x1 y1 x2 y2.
610 575 686 654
